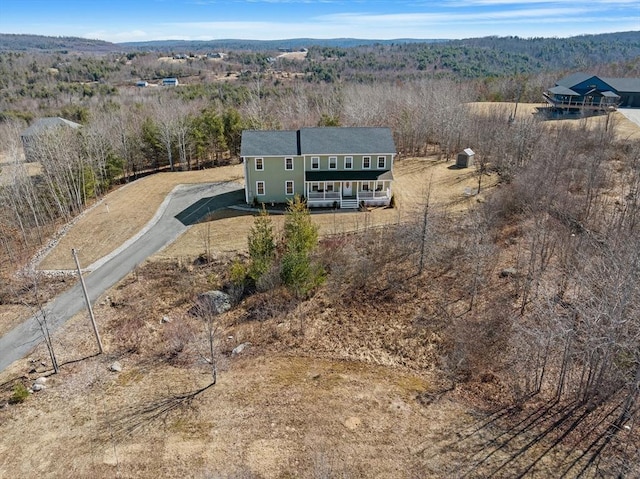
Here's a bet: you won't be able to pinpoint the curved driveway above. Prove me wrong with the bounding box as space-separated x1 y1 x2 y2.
0 182 244 373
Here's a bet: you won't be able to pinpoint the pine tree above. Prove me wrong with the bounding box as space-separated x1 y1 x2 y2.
247 205 275 281
281 195 324 297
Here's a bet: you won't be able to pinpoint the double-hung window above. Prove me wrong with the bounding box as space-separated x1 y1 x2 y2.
363 156 371 169
311 157 319 169
255 158 264 170
329 156 337 169
285 180 294 195
377 156 386 169
344 156 353 169
256 181 265 196
285 157 293 170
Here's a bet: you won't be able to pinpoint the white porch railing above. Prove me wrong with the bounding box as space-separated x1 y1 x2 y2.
358 189 390 199
307 191 341 201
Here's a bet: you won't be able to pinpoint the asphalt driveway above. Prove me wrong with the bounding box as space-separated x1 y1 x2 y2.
0 182 244 373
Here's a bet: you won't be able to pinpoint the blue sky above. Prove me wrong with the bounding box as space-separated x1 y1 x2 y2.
0 0 638 43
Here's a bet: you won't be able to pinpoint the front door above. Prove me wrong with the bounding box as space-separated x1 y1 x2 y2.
342 181 353 197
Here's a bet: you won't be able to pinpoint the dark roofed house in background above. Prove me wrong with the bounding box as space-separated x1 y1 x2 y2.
20 117 82 162
544 73 640 115
241 127 396 209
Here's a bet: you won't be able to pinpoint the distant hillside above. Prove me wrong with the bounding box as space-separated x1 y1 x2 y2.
119 38 445 52
0 34 118 53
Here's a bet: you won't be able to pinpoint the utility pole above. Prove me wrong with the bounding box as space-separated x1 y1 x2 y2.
72 248 104 354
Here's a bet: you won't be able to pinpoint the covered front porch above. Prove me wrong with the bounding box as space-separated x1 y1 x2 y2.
305 171 393 209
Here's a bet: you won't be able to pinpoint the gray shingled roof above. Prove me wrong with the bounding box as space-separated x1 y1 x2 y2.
240 127 396 157
602 77 640 93
21 117 81 137
556 72 593 88
549 86 580 96
240 130 298 157
299 127 395 155
555 73 640 94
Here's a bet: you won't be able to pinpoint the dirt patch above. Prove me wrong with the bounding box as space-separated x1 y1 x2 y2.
277 51 308 61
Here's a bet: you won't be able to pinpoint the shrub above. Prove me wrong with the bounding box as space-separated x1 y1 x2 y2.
9 383 29 404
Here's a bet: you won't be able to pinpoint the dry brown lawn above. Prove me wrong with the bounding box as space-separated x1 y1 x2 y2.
158 156 488 261
38 157 485 268
467 101 640 141
37 165 244 270
0 153 42 186
0 305 32 337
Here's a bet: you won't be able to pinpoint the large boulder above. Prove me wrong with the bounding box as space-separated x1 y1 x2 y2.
192 290 232 317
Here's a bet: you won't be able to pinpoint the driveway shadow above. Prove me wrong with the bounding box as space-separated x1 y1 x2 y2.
175 189 245 225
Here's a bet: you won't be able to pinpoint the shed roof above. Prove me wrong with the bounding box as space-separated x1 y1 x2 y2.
241 127 396 158
21 117 81 138
461 148 475 156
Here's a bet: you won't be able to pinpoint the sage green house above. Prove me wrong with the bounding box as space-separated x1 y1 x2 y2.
241 127 396 209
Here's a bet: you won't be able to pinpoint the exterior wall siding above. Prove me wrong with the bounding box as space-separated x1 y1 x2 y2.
305 154 392 171
244 155 304 204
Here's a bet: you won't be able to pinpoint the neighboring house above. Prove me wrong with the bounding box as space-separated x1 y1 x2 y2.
241 127 396 209
20 117 81 162
162 77 179 86
544 73 640 114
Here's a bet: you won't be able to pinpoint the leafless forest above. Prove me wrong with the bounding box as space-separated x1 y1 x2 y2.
0 36 639 477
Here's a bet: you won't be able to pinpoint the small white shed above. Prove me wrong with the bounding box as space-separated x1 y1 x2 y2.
456 148 475 168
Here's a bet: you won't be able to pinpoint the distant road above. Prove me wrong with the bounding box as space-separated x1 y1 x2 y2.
0 182 244 373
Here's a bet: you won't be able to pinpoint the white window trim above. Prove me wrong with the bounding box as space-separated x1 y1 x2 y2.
329 156 337 170
255 158 264 171
344 156 353 169
285 180 294 195
285 157 294 170
377 156 386 169
256 181 265 196
363 156 371 169
311 156 320 170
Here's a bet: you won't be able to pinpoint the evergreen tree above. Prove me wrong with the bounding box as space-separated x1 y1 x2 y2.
281 195 324 297
247 206 275 282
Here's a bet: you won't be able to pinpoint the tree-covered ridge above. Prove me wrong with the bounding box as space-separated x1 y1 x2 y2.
0 34 117 53
305 31 640 80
